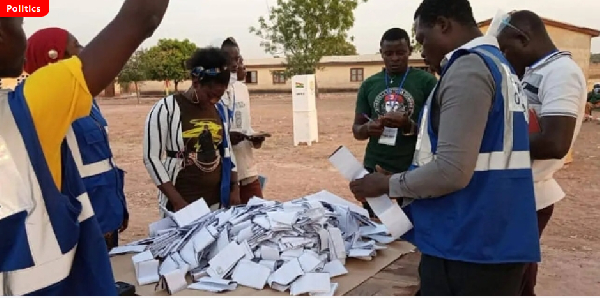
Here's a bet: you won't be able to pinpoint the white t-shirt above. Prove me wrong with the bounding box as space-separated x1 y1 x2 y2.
521 51 587 210
223 81 258 181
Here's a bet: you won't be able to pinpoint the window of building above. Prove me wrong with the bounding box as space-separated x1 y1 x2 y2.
246 71 258 84
350 68 364 82
272 71 286 84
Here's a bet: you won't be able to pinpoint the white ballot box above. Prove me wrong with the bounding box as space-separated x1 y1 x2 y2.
292 75 319 146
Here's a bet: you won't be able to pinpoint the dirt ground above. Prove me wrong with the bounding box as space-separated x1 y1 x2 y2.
99 93 600 295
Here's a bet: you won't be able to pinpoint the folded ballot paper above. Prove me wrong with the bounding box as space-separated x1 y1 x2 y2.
113 191 399 295
328 146 413 239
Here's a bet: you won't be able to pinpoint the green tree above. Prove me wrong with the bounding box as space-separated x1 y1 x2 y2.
117 49 148 103
411 24 422 54
250 0 366 78
145 38 197 92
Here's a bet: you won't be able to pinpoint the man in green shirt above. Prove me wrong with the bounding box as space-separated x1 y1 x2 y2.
352 27 437 216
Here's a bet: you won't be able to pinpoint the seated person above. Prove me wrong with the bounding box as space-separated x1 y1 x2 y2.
585 83 600 120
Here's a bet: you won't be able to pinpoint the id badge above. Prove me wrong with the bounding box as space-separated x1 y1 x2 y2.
378 127 398 146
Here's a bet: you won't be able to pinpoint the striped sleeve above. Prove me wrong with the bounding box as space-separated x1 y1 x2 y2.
143 98 171 185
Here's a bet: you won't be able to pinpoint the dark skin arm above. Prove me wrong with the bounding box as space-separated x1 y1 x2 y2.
78 0 170 96
530 116 576 160
158 183 187 211
230 172 240 206
352 114 384 140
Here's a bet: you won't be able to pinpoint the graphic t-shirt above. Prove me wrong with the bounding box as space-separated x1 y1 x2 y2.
172 94 223 208
355 68 437 173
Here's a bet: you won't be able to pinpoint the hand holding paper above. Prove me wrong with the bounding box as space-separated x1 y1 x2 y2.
349 166 392 199
329 146 413 239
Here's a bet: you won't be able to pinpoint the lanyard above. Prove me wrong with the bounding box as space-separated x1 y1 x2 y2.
228 85 236 128
385 67 410 95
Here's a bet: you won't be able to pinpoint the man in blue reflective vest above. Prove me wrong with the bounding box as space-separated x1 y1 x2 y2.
24 32 129 250
349 0 540 295
0 0 171 294
70 101 129 250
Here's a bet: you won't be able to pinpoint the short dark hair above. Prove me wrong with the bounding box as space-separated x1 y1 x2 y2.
380 28 411 47
414 0 477 27
185 47 230 86
508 10 547 33
221 37 238 49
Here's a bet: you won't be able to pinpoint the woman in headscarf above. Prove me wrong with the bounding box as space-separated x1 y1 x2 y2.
143 47 240 217
24 27 129 250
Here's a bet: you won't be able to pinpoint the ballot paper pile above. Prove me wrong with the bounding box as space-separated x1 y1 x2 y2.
111 191 398 295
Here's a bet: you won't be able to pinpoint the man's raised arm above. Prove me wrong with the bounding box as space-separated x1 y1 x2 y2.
79 0 170 96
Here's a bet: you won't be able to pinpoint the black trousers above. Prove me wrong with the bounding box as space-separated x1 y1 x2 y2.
417 254 526 296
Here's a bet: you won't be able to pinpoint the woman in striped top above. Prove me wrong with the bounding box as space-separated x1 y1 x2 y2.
143 47 240 218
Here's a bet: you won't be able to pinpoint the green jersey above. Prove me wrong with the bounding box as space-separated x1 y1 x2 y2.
355 68 437 173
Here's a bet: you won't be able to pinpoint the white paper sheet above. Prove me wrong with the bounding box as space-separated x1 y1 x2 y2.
329 146 413 239
268 258 304 286
322 260 348 278
290 273 331 296
188 277 238 293
207 241 245 278
231 259 271 290
172 199 211 227
310 283 339 296
109 245 147 256
160 267 188 294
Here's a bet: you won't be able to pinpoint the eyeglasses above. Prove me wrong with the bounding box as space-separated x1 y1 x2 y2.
499 17 531 42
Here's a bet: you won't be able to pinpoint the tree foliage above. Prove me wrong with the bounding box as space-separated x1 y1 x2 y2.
411 24 422 54
117 49 149 99
250 0 366 77
592 53 600 63
144 38 197 91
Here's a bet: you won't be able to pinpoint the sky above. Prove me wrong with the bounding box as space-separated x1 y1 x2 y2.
23 0 600 59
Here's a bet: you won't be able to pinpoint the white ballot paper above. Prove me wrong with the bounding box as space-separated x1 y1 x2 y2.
378 127 398 146
132 251 160 286
188 277 238 293
109 245 147 256
116 187 407 295
329 146 413 239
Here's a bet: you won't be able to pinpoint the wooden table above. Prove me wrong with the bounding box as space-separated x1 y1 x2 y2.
111 242 419 296
346 252 420 296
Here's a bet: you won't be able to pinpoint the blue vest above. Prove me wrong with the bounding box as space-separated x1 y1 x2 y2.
216 102 235 207
0 85 116 295
71 100 127 234
404 45 541 264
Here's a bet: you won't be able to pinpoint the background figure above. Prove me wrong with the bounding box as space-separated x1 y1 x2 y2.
496 10 588 295
143 47 240 218
351 27 437 216
586 83 600 120
25 27 129 251
221 37 266 204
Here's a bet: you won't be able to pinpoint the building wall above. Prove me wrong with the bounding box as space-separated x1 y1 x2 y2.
589 63 600 90
480 24 593 86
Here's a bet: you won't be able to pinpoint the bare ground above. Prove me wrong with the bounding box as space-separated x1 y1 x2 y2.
99 93 600 295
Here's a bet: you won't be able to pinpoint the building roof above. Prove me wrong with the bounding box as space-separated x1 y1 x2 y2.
245 52 423 67
477 15 600 37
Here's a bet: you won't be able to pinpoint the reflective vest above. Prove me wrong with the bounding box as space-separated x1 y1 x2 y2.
67 100 127 234
0 85 116 295
405 45 541 264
